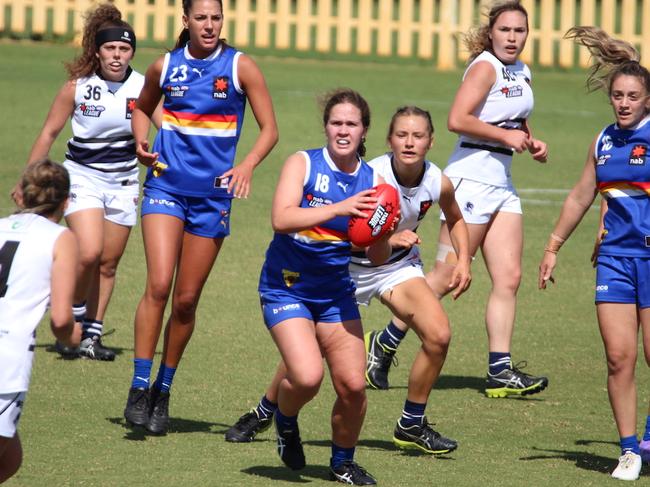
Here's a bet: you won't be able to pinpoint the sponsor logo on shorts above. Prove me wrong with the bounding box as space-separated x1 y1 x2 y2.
79 104 105 117
213 76 229 99
149 198 175 207
69 192 77 201
282 269 300 287
167 85 189 98
629 144 647 165
306 194 333 207
596 284 608 292
125 98 136 119
464 201 474 214
418 199 433 221
272 303 300 314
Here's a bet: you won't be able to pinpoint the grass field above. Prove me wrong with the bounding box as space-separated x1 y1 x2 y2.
1 40 646 486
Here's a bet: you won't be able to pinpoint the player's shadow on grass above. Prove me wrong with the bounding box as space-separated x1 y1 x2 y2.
241 464 330 483
108 416 222 441
520 444 629 475
432 374 485 391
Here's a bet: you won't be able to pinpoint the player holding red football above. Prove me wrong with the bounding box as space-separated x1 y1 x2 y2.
256 89 393 484
227 106 471 459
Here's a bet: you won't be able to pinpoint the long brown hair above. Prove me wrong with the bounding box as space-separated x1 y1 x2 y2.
463 0 529 62
565 26 650 94
65 3 134 80
18 159 70 218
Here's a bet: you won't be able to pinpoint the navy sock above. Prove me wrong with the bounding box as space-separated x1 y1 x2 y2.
643 416 650 442
275 409 298 432
620 435 640 455
72 302 86 323
153 363 176 393
131 358 153 389
377 321 406 351
330 443 355 469
399 399 426 428
82 319 103 340
255 395 278 420
489 352 511 375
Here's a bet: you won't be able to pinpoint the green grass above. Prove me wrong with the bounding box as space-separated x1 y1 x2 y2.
0 40 644 486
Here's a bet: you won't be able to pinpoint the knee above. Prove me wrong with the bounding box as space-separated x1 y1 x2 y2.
78 246 102 269
606 349 635 376
98 257 120 279
172 291 201 322
146 279 172 306
290 369 324 399
494 268 522 295
334 373 367 405
421 322 451 356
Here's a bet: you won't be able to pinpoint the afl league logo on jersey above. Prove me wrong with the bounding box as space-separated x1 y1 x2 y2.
125 98 136 119
213 77 229 99
629 144 647 165
601 135 613 152
79 103 105 117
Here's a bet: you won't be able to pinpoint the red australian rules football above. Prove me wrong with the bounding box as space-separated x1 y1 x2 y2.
348 183 400 247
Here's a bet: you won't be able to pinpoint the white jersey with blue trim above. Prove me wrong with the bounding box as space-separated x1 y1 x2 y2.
66 68 144 177
445 50 534 187
350 152 442 268
0 213 66 393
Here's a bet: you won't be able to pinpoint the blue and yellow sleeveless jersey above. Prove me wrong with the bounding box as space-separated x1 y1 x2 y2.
146 43 246 197
596 116 650 257
259 147 377 300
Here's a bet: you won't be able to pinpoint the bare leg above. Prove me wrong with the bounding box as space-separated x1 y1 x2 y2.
0 434 22 483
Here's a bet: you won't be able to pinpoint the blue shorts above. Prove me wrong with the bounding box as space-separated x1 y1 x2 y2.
141 187 231 238
260 289 360 329
595 255 650 308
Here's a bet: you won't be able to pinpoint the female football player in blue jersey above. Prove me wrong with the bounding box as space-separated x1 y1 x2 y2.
123 0 278 436
539 26 650 481
228 106 472 467
25 3 151 361
367 0 549 397
256 89 392 485
0 160 80 483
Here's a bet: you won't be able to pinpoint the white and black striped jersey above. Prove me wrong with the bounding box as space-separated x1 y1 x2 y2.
0 213 66 393
65 68 144 174
351 153 442 267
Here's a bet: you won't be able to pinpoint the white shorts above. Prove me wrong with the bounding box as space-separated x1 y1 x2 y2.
0 391 25 438
351 247 425 306
64 161 140 227
441 177 522 224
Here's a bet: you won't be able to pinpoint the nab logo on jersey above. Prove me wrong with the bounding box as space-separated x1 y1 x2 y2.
213 77 229 99
629 144 647 165
125 98 136 119
417 200 433 221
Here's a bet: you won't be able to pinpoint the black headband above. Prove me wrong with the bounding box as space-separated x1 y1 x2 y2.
95 27 136 51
